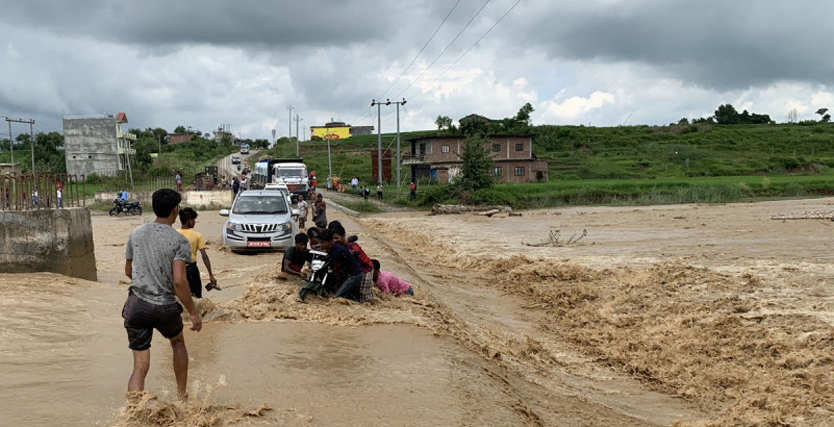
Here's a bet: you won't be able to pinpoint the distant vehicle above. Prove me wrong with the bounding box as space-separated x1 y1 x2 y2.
110 198 142 216
252 158 309 201
219 190 297 253
231 155 240 164
240 143 250 154
264 182 293 206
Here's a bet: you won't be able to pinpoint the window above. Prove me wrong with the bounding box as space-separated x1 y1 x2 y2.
492 143 500 152
514 166 525 176
441 145 450 153
515 143 524 151
492 167 502 176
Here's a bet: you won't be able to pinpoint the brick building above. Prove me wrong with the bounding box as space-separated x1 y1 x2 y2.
403 134 548 184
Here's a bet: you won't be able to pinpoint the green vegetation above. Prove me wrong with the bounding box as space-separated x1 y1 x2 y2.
259 117 834 209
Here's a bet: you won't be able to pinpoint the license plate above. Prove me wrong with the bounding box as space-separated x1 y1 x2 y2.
247 241 271 248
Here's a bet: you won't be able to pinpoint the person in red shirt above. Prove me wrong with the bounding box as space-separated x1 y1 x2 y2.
408 181 417 201
371 259 413 296
328 221 374 302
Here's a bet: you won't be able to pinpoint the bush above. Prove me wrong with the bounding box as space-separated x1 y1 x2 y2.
471 188 519 207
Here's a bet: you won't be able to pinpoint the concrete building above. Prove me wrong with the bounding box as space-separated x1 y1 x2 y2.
63 112 136 177
403 134 548 184
168 133 195 144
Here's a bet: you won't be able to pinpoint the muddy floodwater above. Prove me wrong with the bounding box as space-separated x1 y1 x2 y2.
2 197 834 426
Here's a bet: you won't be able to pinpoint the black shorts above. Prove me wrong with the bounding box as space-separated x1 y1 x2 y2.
186 262 202 298
122 292 184 351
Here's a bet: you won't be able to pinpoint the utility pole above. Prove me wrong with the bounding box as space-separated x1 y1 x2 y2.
370 99 406 186
271 129 276 148
302 126 307 142
6 119 13 167
326 126 333 181
6 118 35 177
388 99 407 187
294 115 302 157
371 99 390 184
286 105 294 141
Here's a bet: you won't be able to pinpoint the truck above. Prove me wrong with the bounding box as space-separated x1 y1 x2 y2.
240 143 250 154
252 158 310 202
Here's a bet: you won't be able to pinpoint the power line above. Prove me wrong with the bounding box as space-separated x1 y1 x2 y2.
392 0 494 100
375 0 464 101
345 0 490 128
405 0 523 103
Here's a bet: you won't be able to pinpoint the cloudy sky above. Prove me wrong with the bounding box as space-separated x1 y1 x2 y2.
1 0 832 141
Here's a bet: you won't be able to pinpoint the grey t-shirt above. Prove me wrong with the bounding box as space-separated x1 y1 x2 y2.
125 222 191 305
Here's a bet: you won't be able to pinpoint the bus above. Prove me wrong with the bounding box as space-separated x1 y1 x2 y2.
240 143 250 154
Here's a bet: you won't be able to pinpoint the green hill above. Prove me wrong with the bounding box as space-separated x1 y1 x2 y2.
260 122 834 208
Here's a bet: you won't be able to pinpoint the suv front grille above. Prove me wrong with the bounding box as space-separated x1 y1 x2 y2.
241 223 281 233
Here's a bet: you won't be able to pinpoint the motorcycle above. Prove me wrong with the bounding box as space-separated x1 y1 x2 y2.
109 198 143 216
298 249 332 301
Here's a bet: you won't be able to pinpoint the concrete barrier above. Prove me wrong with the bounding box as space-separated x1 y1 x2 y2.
0 208 97 281
96 190 233 208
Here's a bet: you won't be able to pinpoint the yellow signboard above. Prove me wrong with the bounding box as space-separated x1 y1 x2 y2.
311 126 351 140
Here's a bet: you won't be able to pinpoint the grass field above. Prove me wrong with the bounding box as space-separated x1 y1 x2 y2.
259 123 834 208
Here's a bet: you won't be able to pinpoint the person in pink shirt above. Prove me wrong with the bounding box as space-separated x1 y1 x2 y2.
371 259 413 296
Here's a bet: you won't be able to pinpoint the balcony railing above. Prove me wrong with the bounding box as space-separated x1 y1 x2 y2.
401 153 426 164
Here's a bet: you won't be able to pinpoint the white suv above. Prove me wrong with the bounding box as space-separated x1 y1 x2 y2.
220 190 296 252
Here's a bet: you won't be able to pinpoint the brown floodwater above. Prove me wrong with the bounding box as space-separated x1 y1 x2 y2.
4 197 834 426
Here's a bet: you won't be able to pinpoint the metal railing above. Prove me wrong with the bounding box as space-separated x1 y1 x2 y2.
0 173 85 211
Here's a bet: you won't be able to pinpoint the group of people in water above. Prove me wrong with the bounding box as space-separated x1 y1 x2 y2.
282 216 413 302
121 188 412 403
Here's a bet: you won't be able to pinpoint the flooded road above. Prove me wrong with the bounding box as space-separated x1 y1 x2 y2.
3 196 834 426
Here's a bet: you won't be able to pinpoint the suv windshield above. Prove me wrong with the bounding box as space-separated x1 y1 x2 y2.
232 195 288 215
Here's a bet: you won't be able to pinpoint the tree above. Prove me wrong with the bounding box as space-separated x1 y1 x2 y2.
787 108 798 123
435 115 452 131
174 125 188 134
515 102 534 126
816 108 830 122
251 138 269 149
455 133 495 192
714 104 740 125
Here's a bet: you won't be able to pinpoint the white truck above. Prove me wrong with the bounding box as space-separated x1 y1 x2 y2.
252 158 310 202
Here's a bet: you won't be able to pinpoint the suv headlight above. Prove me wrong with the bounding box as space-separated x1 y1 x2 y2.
226 222 242 232
279 221 293 231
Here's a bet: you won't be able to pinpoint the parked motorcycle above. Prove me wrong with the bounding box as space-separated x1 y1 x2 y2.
109 198 143 216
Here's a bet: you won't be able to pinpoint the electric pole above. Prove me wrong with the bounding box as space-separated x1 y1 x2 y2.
326 126 333 181
6 119 13 168
271 129 276 148
286 105 294 141
370 99 406 186
388 99 407 187
294 114 302 157
371 99 390 184
6 117 35 177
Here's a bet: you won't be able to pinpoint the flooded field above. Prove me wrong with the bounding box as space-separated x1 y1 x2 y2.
2 197 834 426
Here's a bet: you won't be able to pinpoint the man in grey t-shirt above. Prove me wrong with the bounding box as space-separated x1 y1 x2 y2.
122 189 202 401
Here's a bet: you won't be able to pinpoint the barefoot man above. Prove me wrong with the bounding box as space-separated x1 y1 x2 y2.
122 189 203 401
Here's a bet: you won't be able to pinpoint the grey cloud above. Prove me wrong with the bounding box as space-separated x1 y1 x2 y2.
1 0 431 49
516 0 834 90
